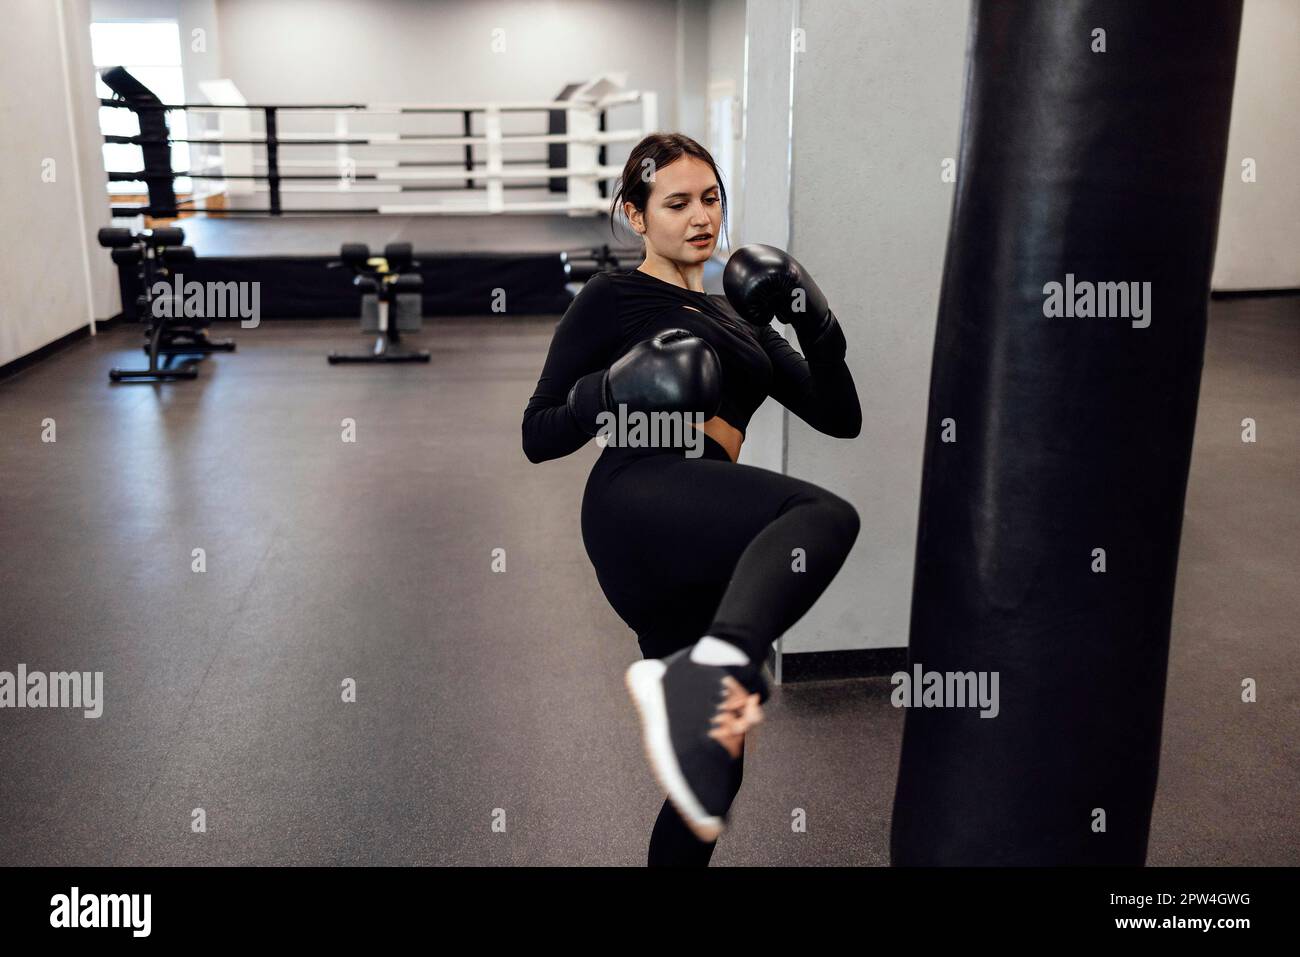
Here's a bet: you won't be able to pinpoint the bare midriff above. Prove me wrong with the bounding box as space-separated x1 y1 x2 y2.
694 415 743 462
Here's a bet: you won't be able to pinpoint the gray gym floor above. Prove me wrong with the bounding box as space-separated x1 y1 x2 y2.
0 296 1295 866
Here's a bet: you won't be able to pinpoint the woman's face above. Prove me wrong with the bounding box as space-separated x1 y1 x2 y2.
626 155 721 265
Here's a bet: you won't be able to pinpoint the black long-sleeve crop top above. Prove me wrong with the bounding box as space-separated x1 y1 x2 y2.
521 267 861 463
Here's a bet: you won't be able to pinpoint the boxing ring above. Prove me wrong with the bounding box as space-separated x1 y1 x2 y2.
99 67 657 219
97 67 655 316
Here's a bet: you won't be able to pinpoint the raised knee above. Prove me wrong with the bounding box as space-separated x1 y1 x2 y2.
820 493 861 545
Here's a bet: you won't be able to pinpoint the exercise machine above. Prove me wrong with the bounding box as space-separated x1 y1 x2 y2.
560 244 643 285
98 226 235 382
328 242 430 364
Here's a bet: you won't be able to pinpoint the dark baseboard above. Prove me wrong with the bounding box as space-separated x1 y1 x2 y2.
0 324 97 383
1211 287 1299 300
771 645 908 684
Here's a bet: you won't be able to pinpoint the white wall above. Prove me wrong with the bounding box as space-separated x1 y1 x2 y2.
1212 0 1300 291
210 0 682 208
707 0 746 246
0 0 116 368
733 0 795 476
676 0 709 143
707 0 745 97
215 0 677 105
764 0 970 652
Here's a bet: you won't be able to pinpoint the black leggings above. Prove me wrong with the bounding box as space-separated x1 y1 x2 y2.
581 433 860 866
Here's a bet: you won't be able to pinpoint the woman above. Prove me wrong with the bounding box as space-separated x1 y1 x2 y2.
522 133 862 866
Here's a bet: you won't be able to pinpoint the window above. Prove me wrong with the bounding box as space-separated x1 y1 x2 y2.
90 20 191 197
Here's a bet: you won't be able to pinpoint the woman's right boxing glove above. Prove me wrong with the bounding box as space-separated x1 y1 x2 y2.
567 330 721 436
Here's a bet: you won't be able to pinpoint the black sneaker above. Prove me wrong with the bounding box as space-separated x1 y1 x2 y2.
625 637 770 841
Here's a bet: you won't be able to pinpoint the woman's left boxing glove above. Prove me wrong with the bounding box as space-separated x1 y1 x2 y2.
723 244 846 361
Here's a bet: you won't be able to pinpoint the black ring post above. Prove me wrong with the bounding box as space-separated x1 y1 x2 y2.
100 67 178 218
264 107 281 216
462 110 474 189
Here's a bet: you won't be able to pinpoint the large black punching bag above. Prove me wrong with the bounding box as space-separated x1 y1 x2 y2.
890 1 1242 865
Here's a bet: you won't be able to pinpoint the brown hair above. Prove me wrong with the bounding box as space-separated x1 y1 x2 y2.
609 132 729 245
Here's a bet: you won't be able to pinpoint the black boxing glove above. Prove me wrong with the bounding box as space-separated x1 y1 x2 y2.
566 330 722 437
723 244 846 361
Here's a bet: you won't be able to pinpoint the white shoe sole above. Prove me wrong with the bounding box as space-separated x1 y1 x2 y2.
625 659 725 843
